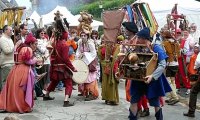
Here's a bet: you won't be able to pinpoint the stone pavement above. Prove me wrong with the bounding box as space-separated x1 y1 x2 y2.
0 81 200 120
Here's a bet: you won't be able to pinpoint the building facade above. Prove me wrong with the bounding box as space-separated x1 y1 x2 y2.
0 0 18 11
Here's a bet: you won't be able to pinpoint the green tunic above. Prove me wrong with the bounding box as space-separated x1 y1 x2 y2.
98 44 120 103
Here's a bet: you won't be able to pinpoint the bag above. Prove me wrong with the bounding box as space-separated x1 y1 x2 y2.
88 58 98 72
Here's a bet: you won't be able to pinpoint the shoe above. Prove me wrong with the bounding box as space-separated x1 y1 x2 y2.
185 89 190 95
140 109 150 117
85 95 95 101
85 97 93 101
165 99 172 103
43 96 55 101
155 108 163 120
109 101 119 106
183 112 195 117
168 99 179 105
78 93 83 96
105 100 109 104
63 101 74 107
137 109 142 118
0 110 7 113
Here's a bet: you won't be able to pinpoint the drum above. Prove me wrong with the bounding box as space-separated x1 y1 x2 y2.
72 59 89 84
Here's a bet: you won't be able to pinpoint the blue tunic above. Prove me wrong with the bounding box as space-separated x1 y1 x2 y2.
130 44 172 100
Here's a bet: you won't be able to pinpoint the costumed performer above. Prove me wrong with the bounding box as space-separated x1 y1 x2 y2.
129 27 172 120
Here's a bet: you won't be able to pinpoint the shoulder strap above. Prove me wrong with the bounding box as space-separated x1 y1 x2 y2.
54 43 73 72
54 43 64 62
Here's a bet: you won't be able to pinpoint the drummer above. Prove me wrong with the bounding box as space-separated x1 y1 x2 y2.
76 31 99 101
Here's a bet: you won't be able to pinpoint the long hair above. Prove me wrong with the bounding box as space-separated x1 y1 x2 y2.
54 17 69 41
35 28 45 39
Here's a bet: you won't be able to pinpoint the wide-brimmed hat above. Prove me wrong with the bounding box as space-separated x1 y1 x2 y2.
122 22 138 33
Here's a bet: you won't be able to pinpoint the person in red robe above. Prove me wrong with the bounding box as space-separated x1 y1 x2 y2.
43 31 77 107
0 33 41 113
175 30 191 94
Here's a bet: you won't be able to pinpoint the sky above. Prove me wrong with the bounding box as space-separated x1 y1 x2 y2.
14 0 31 9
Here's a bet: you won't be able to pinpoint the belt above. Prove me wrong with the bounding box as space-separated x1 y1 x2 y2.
15 62 24 65
52 64 66 66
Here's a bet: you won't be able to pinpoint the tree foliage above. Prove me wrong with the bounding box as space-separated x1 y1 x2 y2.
70 0 135 20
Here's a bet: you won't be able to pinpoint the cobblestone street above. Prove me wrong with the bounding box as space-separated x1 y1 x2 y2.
0 81 200 120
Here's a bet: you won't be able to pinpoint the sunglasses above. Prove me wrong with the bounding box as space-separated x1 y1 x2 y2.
81 35 87 37
40 32 46 35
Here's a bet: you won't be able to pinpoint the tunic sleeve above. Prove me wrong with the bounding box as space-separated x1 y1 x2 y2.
20 47 37 65
83 40 97 65
0 38 14 54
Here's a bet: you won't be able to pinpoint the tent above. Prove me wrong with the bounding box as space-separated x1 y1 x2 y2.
28 11 41 26
41 5 76 25
41 6 103 30
140 0 200 30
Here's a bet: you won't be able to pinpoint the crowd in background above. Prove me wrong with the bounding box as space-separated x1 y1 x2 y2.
0 20 200 120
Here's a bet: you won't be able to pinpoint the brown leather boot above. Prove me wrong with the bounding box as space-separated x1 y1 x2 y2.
43 96 55 101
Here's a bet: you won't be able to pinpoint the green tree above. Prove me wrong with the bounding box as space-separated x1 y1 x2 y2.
70 0 135 20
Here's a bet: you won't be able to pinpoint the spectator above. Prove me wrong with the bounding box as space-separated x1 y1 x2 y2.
0 25 14 92
183 44 200 118
189 23 200 44
0 34 42 113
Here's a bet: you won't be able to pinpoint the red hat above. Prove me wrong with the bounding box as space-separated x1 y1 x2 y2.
25 33 37 45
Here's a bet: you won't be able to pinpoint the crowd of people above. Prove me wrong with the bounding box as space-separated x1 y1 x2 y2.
0 16 200 120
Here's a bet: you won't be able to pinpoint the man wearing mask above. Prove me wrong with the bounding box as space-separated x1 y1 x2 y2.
0 25 14 91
